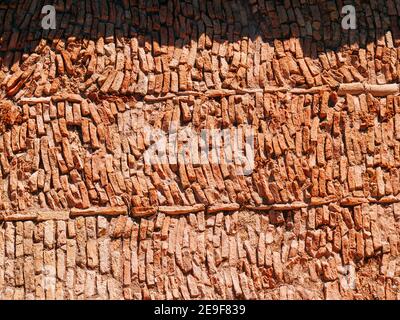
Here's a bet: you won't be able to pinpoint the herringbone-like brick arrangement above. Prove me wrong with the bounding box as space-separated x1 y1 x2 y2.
0 0 400 299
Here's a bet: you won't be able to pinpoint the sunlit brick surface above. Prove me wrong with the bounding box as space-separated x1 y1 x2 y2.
0 1 400 299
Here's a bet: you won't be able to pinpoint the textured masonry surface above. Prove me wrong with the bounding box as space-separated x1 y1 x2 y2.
0 0 400 299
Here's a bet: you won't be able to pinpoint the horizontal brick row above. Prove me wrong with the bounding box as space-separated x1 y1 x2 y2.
0 204 399 300
3 92 400 214
1 1 400 99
